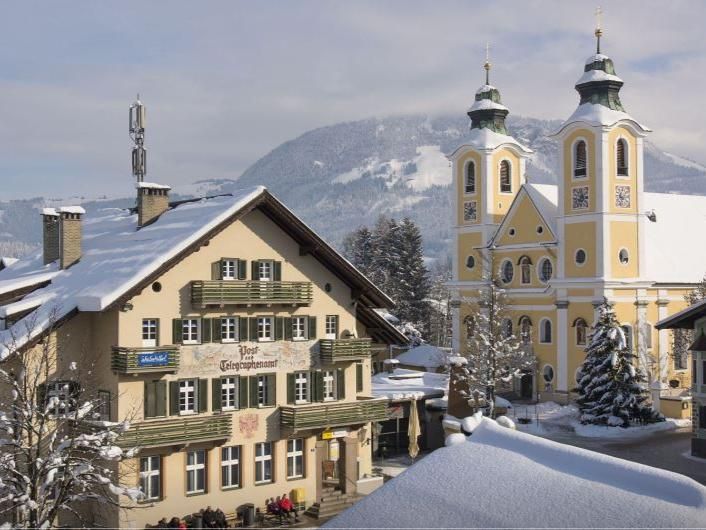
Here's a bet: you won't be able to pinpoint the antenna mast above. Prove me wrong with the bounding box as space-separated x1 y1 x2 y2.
129 94 147 183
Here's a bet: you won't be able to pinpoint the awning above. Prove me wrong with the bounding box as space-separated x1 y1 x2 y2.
688 331 706 351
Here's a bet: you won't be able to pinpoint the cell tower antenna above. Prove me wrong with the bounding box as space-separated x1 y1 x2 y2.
129 94 147 183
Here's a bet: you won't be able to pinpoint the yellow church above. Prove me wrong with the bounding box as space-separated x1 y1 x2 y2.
449 27 706 409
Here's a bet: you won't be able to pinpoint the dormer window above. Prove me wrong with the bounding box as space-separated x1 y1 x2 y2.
465 161 476 194
616 139 628 176
500 161 512 193
574 140 587 178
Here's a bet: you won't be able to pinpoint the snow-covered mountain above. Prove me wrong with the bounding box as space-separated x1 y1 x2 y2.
2 114 706 258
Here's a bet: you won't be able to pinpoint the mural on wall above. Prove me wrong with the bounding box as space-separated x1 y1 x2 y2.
180 340 317 377
239 414 259 439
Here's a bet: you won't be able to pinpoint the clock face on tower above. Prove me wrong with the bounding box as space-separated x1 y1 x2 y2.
463 201 477 222
572 186 589 210
615 185 631 208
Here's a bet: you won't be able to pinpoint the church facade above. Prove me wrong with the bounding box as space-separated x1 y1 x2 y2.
449 33 706 405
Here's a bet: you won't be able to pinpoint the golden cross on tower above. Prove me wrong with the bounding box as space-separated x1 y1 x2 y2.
483 42 492 84
594 6 603 54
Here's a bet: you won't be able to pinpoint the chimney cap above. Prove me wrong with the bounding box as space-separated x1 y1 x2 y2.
136 181 171 191
58 206 86 215
41 208 59 217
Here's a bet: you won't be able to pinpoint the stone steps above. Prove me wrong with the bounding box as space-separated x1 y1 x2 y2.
304 487 361 519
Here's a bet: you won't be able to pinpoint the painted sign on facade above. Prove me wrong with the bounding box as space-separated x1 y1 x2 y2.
136 351 170 367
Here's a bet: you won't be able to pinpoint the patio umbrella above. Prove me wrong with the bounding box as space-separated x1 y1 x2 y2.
408 398 420 459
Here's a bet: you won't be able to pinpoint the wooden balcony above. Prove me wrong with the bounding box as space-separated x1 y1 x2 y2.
118 414 232 448
280 397 388 432
319 338 372 363
191 280 313 307
111 346 180 374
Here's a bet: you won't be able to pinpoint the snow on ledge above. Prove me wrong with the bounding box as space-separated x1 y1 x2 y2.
136 182 172 190
467 99 508 113
585 53 610 65
576 69 623 85
41 208 59 216
58 206 86 215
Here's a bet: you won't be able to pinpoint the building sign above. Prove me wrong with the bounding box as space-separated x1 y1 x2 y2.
386 404 405 419
136 351 170 367
321 429 349 440
219 345 278 372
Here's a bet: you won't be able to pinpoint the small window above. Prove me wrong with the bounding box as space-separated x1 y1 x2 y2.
574 140 587 178
508 228 516 237
221 317 239 343
151 281 162 292
500 260 514 284
221 446 241 489
575 318 588 346
140 456 161 501
186 450 207 495
519 316 532 345
255 442 273 484
257 317 274 341
536 225 544 234
543 365 554 382
287 438 305 479
575 249 587 266
538 258 553 283
97 390 111 421
325 315 339 339
221 377 239 410
142 318 158 348
294 372 309 404
257 375 272 407
540 319 552 344
45 381 79 416
520 256 531 285
258 260 273 281
466 256 475 269
182 319 201 344
500 160 512 193
179 379 198 415
464 316 475 340
501 318 513 339
617 138 628 176
292 316 309 341
322 370 337 401
465 161 476 194
221 259 238 280
619 248 629 265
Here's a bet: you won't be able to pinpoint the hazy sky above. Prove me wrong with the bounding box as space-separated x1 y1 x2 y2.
1 1 704 199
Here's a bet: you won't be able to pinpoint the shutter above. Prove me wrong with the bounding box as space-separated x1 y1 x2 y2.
287 373 295 404
155 381 167 417
251 261 259 280
239 376 249 409
201 319 211 343
308 316 317 340
274 317 284 341
212 378 222 412
249 376 259 407
284 318 293 341
337 368 346 400
212 261 222 280
198 379 208 413
239 317 249 342
249 318 258 342
273 261 282 281
154 319 160 347
266 374 276 406
315 372 324 403
356 363 363 393
172 319 183 344
144 381 153 418
212 318 222 343
238 259 247 280
169 381 179 416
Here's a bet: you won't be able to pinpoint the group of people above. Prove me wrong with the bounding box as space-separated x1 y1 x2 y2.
152 506 227 529
153 517 187 529
265 493 299 524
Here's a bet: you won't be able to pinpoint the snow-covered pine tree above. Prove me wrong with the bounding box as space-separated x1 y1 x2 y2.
393 218 430 325
369 215 400 296
342 226 374 278
576 300 662 427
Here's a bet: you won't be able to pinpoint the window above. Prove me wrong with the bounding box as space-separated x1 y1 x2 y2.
292 316 308 341
257 317 273 341
182 319 201 344
322 370 336 401
255 442 273 484
294 372 309 404
519 316 532 345
700 406 706 430
221 317 239 343
508 228 516 236
466 255 475 269
97 390 111 421
45 381 79 416
674 329 689 370
463 201 477 222
574 140 587 178
540 319 552 344
501 318 513 339
142 319 158 347
221 377 239 410
575 249 587 266
543 365 554 382
621 325 634 353
287 439 305 479
519 256 531 285
179 379 197 414
221 446 240 489
619 248 629 265
465 161 476 194
258 260 273 281
221 259 237 280
536 225 544 234
538 258 553 283
500 160 512 193
257 375 271 407
500 260 514 284
186 450 207 495
575 318 588 346
139 456 161 501
464 316 475 340
617 138 628 176
325 315 339 339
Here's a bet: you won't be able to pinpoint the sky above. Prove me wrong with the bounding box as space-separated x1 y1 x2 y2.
1 0 705 200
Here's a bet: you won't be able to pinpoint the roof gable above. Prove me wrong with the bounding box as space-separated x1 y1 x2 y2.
492 184 557 247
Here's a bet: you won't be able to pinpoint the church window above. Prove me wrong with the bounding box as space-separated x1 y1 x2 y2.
574 140 587 178
538 258 553 283
519 256 531 285
519 316 532 345
500 161 512 193
465 161 476 194
501 318 513 339
616 139 628 176
619 248 629 265
574 318 588 346
500 260 514 284
539 319 552 344
575 249 587 266
466 255 475 269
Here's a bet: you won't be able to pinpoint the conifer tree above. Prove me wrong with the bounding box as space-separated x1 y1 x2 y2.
394 218 430 324
342 226 374 277
576 300 662 427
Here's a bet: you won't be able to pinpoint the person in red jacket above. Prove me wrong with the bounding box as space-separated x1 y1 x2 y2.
278 493 299 522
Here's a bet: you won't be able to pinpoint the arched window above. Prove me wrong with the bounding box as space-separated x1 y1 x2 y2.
540 319 552 344
519 256 531 285
501 318 513 339
500 260 514 284
574 318 588 346
500 160 512 193
538 258 553 283
465 161 476 194
616 138 628 176
519 316 532 345
464 316 475 340
574 140 587 178
621 324 633 353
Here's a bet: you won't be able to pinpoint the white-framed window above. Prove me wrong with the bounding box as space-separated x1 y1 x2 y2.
538 258 553 283
257 317 273 341
573 139 587 178
294 372 309 404
221 446 240 489
519 256 531 285
179 379 197 415
540 319 552 344
139 455 161 501
255 442 273 484
616 138 629 177
257 375 271 407
182 319 201 344
221 259 237 280
186 449 206 494
575 248 587 266
258 260 273 281
575 318 588 346
292 316 308 341
287 438 305 479
464 161 476 194
142 318 157 348
543 364 555 382
45 381 79 416
500 260 514 284
221 377 239 410
619 248 630 265
322 370 336 401
499 160 512 193
325 315 338 339
221 317 239 343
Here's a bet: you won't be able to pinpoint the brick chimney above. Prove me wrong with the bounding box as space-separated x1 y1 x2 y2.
58 207 85 269
41 208 60 265
137 182 170 228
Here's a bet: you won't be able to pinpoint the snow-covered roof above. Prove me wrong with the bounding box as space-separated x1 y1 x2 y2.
57 206 86 215
657 298 706 330
474 83 496 95
371 368 447 401
41 208 59 217
136 182 171 190
467 99 508 113
326 417 706 528
0 257 18 268
576 69 623 85
523 183 558 234
554 103 651 135
585 53 610 65
449 128 533 158
394 343 449 369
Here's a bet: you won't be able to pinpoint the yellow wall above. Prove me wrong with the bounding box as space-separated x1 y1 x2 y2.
610 221 639 278
457 231 483 281
562 128 597 215
495 192 555 246
492 148 521 222
493 249 558 289
564 222 597 278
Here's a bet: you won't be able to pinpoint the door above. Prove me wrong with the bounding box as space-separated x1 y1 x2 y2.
520 373 533 399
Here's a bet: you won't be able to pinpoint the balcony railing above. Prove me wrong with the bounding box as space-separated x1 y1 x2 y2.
191 280 313 307
111 346 180 374
118 414 232 448
319 338 372 363
280 397 388 432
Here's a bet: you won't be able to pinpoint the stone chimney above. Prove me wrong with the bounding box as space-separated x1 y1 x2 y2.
137 182 171 228
58 207 85 270
41 208 60 265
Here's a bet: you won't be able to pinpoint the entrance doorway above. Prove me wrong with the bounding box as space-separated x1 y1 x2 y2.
520 372 534 399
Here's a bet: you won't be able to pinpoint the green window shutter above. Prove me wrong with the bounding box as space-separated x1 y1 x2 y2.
273 261 282 281
201 319 212 343
249 376 259 407
169 381 180 416
212 378 222 412
238 259 247 280
154 319 161 347
274 317 284 341
239 317 249 342
212 318 222 343
315 372 324 403
156 381 167 417
287 373 295 404
198 379 208 413
266 374 276 406
252 261 259 280
36 383 47 411
249 318 258 341
212 261 222 280
144 381 154 418
356 363 363 393
308 316 317 340
336 368 346 400
239 376 249 409
172 319 183 344
284 318 293 341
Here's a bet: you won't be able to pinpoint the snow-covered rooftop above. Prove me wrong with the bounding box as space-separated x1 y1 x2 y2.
467 99 508 113
556 103 651 133
136 182 171 190
326 416 706 528
449 127 533 157
474 84 496 95
585 53 610 65
524 183 558 234
394 343 449 369
371 368 447 401
576 69 623 85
